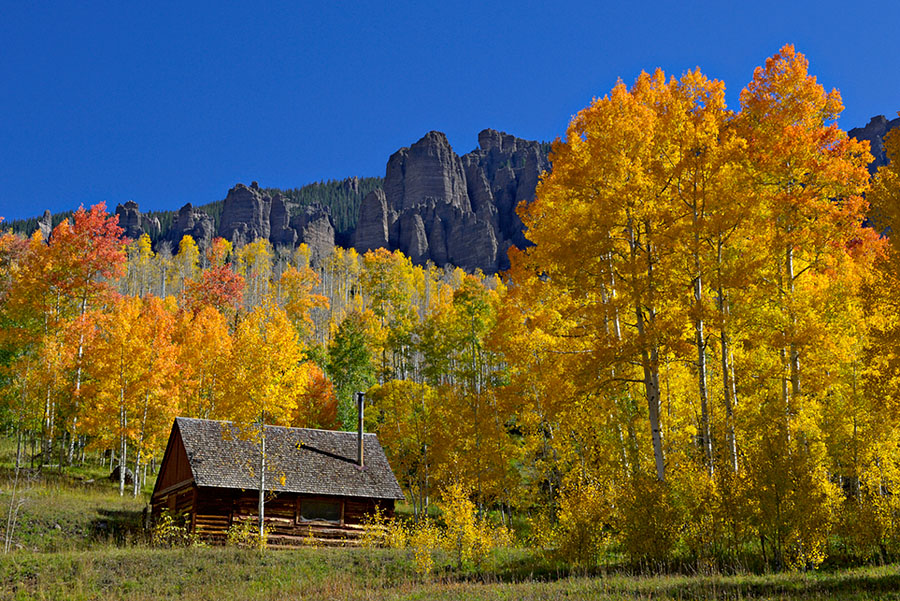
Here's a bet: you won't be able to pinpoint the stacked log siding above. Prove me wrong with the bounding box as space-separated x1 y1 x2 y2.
151 418 404 545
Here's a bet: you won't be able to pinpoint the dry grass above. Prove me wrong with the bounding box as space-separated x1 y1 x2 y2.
2 438 900 600
2 546 900 600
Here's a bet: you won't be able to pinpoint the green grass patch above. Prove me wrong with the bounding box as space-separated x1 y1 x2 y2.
1 547 900 600
1 437 900 600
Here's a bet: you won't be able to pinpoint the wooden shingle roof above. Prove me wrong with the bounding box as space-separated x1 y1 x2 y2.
173 417 404 500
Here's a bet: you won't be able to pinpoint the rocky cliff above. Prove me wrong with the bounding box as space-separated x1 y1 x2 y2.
354 129 550 272
218 181 334 261
166 203 215 248
97 117 898 273
849 114 900 172
111 129 549 274
114 200 160 240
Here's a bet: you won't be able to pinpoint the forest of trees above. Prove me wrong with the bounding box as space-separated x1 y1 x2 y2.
2 45 900 570
268 176 384 236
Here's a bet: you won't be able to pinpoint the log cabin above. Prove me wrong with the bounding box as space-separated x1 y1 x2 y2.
150 416 404 546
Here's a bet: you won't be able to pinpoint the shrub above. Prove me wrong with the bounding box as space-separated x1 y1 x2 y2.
360 506 409 549
225 519 269 549
439 482 513 569
360 483 514 577
554 481 611 568
151 512 203 548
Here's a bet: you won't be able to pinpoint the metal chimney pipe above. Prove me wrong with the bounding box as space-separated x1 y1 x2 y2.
356 391 364 467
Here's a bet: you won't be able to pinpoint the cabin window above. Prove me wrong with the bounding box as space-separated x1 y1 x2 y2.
299 499 342 523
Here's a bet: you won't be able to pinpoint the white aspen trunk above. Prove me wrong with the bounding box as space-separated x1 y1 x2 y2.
716 237 739 473
43 385 52 468
690 203 714 474
133 447 142 498
694 263 713 474
16 364 29 471
133 394 149 497
258 423 266 541
608 258 640 474
720 319 738 473
68 296 88 465
778 255 791 444
15 426 22 471
786 245 800 398
646 336 665 482
628 216 665 482
119 393 127 497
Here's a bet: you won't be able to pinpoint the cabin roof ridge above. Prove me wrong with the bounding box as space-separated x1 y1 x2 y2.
165 416 404 500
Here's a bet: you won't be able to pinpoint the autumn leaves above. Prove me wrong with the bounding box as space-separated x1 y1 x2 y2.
509 45 896 566
1 43 899 568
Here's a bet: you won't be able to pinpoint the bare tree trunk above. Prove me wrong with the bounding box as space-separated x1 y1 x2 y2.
720 319 738 473
258 423 266 543
68 296 88 465
786 245 800 398
694 266 713 475
119 397 127 497
133 393 150 497
626 215 665 482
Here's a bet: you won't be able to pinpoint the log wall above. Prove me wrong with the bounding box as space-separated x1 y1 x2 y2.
151 486 396 547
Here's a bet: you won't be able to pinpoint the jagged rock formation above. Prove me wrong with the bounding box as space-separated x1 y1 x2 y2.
167 203 215 248
218 181 336 256
290 203 335 264
22 119 900 273
219 182 272 246
38 210 52 239
115 201 160 240
270 194 297 247
355 189 391 252
385 131 472 214
354 129 549 272
849 114 900 172
109 183 337 259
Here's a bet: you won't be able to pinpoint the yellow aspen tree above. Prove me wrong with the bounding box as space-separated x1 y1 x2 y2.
174 235 200 302
235 238 274 308
519 70 688 483
222 298 310 538
176 305 233 419
123 234 154 297
278 265 328 343
359 249 417 382
130 295 180 496
368 380 444 518
82 296 152 496
735 45 876 569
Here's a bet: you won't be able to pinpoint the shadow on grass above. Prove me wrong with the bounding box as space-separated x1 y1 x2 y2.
452 553 900 599
90 508 148 545
646 570 900 599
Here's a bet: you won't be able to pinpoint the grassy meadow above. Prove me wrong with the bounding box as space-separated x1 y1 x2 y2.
1 437 900 600
3 546 900 600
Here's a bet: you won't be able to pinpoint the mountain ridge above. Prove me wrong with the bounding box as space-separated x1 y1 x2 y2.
5 116 896 273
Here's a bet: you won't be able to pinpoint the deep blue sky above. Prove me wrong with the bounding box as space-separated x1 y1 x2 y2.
2 1 899 221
